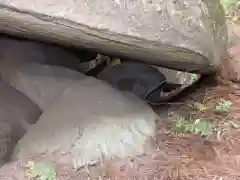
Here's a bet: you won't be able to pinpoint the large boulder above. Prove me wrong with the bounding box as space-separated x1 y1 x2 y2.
0 0 227 74
0 58 86 111
0 36 82 70
0 81 41 163
12 76 158 169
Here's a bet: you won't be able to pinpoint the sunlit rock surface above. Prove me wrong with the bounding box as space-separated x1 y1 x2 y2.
0 60 85 111
0 0 227 74
12 77 158 169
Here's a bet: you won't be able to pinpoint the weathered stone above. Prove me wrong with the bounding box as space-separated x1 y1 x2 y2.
0 36 81 70
0 81 41 163
0 59 86 111
153 66 200 85
12 76 158 169
0 37 87 111
0 0 228 74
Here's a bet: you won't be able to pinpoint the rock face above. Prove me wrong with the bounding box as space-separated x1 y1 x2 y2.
153 66 200 85
0 37 81 70
0 0 227 74
12 76 158 169
0 59 86 111
0 81 41 163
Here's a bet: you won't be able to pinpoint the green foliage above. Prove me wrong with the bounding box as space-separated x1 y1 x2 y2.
187 102 209 112
215 98 233 113
190 74 200 83
26 161 56 180
220 0 239 13
171 116 214 137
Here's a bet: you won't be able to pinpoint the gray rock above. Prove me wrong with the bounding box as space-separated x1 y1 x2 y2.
12 76 158 169
0 59 86 111
0 81 41 163
0 37 81 70
153 66 200 85
0 0 227 74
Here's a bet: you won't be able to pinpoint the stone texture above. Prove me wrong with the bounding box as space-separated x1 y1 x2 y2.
0 81 41 163
12 76 158 169
0 0 228 74
0 58 86 111
0 36 81 70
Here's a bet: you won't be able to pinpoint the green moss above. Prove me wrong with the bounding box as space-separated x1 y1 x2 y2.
26 161 56 180
171 116 214 137
215 98 233 114
220 0 238 13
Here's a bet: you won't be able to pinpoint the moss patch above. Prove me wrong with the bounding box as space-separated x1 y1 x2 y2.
26 161 56 180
